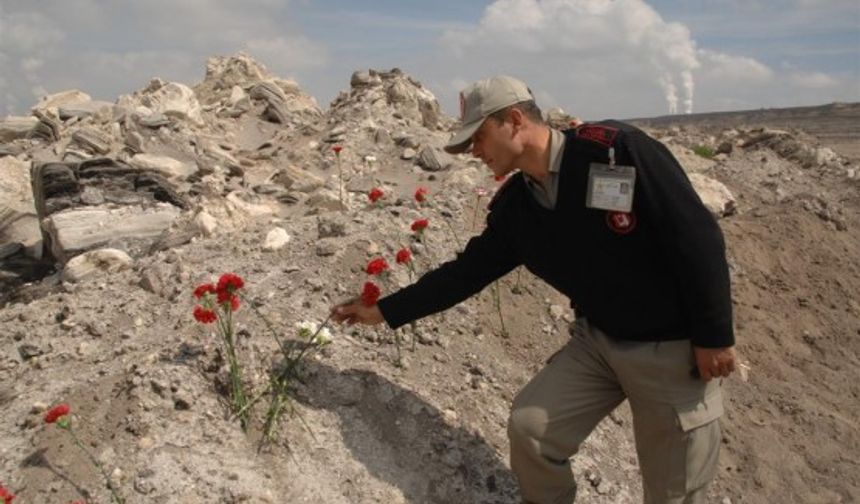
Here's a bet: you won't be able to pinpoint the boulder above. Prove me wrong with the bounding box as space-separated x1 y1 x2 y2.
62 248 133 283
688 173 736 218
0 117 38 142
416 147 453 172
132 80 205 127
42 204 181 263
269 166 325 193
30 159 187 262
194 211 218 237
31 90 96 118
0 209 41 260
0 158 41 259
71 126 113 155
129 154 196 179
262 227 291 251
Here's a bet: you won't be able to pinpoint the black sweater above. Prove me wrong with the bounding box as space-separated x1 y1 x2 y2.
378 121 734 348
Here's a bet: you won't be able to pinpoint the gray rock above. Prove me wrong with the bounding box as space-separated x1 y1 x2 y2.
173 390 193 410
250 81 290 124
374 128 392 145
79 186 106 205
416 147 453 172
315 239 340 256
350 70 373 88
71 126 113 155
393 132 420 148
19 343 48 360
0 143 24 157
269 166 325 193
317 215 348 238
0 116 38 142
31 159 186 262
138 264 171 297
0 208 41 260
0 156 42 259
31 110 61 141
253 183 284 195
306 190 347 211
137 114 172 129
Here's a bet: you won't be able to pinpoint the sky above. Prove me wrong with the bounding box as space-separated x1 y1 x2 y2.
1 0 858 120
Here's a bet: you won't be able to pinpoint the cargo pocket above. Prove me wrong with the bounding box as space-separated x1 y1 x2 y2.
674 389 724 493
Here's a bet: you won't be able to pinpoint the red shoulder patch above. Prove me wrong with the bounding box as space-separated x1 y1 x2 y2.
576 124 619 148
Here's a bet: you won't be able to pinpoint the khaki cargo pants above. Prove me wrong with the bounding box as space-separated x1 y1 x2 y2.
508 318 724 504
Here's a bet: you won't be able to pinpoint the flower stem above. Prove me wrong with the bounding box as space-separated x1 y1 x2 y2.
221 308 249 430
441 216 462 250
491 281 508 338
337 155 344 208
471 195 484 232
66 426 125 504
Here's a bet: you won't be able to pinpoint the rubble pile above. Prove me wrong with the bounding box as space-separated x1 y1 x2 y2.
1 54 858 503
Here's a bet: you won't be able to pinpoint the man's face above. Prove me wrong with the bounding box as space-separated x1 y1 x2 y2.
469 114 521 178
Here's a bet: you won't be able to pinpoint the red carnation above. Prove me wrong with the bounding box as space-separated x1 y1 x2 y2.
365 257 389 275
411 218 429 232
193 283 216 299
193 306 218 324
414 187 428 203
361 281 381 307
332 145 343 155
395 248 412 264
368 187 384 203
0 484 16 504
44 403 71 424
216 273 244 294
215 293 240 311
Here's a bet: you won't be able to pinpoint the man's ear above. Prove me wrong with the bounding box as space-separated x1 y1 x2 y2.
509 107 525 135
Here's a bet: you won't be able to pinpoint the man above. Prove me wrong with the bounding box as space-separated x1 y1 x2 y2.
332 76 737 504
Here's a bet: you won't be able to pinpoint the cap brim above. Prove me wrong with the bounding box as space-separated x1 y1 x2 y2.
443 118 485 154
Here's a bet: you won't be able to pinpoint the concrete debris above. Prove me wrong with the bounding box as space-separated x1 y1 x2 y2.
0 116 38 142
262 227 291 251
62 247 133 282
688 173 737 218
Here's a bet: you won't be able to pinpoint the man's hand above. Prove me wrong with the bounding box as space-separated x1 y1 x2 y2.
693 346 736 381
330 299 385 326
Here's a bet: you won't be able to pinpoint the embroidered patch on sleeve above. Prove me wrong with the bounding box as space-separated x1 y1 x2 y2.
606 211 637 234
577 125 619 148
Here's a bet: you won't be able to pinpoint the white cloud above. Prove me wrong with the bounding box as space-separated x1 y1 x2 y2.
245 36 329 72
696 49 774 84
0 0 327 112
790 71 840 88
441 0 702 114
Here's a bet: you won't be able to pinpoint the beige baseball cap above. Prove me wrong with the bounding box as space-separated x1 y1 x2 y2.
444 75 535 154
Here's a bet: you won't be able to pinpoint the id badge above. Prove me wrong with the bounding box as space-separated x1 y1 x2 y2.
586 163 636 212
